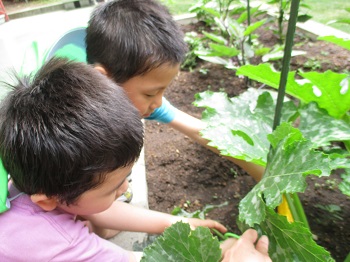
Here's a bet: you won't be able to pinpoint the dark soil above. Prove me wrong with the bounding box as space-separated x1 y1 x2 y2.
145 22 350 261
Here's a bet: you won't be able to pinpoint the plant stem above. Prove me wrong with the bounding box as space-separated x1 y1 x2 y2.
285 193 310 228
211 228 226 240
271 0 310 229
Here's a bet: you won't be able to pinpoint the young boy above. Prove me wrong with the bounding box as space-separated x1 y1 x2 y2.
42 0 265 182
0 58 270 261
0 57 143 261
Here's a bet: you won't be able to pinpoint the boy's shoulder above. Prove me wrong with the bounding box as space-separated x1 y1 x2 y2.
0 192 76 260
0 189 128 261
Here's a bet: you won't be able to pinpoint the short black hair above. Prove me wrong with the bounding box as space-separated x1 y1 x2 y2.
86 0 188 83
0 58 144 205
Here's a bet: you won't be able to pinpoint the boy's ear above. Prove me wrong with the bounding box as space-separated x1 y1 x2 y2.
30 194 58 211
94 64 108 76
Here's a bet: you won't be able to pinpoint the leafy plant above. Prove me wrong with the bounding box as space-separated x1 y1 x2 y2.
264 0 312 44
182 32 205 71
236 63 350 196
141 222 222 261
188 0 268 69
303 57 322 70
194 89 350 260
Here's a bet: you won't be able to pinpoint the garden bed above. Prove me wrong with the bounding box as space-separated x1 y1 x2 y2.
145 21 350 261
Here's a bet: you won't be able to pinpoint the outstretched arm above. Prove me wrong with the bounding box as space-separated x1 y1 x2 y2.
168 109 265 181
83 200 227 235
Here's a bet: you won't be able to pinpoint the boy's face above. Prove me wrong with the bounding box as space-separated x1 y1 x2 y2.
56 164 133 216
121 63 180 118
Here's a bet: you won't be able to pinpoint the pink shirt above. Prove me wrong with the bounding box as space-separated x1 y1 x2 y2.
0 185 129 261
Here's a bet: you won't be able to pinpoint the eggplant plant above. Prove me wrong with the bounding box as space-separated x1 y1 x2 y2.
188 0 268 69
264 0 312 44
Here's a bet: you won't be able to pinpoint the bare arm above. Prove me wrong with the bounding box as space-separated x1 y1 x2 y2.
129 252 143 262
168 109 265 181
83 201 227 234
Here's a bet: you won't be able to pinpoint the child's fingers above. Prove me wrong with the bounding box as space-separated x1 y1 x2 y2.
204 221 226 232
210 220 227 233
188 218 227 233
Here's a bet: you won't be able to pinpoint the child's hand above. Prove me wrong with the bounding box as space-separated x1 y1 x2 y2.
186 217 227 233
169 216 226 233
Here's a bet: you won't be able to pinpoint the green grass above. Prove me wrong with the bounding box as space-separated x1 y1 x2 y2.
161 0 350 34
302 0 350 34
160 0 196 15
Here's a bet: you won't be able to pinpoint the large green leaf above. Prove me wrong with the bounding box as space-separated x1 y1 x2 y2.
141 222 221 262
318 35 350 51
298 71 350 119
298 103 350 147
239 123 332 226
237 63 298 90
194 88 297 166
237 64 350 118
257 208 334 262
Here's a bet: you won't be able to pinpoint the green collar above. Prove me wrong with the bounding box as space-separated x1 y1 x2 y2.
0 159 9 213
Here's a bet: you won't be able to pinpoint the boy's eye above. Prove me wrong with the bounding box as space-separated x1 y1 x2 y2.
145 92 159 97
145 88 164 98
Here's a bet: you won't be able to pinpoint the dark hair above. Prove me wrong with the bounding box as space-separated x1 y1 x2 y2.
86 0 188 83
0 58 144 205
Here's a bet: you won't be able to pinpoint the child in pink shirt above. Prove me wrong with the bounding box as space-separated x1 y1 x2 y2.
0 57 233 261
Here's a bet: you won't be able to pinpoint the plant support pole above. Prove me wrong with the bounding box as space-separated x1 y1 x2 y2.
271 0 310 229
247 0 251 45
273 0 299 130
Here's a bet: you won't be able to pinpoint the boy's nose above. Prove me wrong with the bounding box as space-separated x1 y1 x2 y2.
150 96 163 110
115 179 129 199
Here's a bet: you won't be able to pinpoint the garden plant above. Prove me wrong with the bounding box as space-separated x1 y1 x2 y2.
188 0 268 69
142 0 350 261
